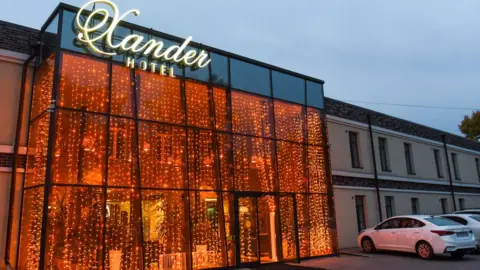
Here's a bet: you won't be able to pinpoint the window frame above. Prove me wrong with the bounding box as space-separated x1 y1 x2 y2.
404 143 415 175
459 198 466 211
440 198 448 214
476 158 480 182
433 149 444 178
411 197 419 215
451 153 461 180
385 196 395 218
348 131 362 169
355 195 367 233
378 137 391 172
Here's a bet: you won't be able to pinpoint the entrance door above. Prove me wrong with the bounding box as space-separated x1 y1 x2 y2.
234 194 281 267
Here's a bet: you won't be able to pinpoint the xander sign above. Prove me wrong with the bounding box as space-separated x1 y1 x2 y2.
76 0 211 76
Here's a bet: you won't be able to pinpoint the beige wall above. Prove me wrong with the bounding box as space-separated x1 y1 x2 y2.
447 148 480 184
379 191 454 217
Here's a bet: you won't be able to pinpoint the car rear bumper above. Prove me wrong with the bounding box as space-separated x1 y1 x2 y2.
435 240 478 254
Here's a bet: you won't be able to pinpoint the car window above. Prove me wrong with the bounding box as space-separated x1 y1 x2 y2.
442 216 468 225
424 217 462 226
470 216 480 222
379 218 401 229
402 218 425 228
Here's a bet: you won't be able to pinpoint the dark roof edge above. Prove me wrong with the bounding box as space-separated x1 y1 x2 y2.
0 20 39 34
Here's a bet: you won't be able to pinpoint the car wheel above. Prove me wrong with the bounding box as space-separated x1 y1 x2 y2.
451 251 465 259
361 237 376 253
416 241 434 260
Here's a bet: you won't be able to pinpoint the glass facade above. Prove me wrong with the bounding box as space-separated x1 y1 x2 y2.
13 5 335 270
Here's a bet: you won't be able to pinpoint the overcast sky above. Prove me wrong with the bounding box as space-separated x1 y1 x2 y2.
1 0 479 136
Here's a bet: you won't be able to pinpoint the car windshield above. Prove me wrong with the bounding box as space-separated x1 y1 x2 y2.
470 216 480 222
424 217 462 226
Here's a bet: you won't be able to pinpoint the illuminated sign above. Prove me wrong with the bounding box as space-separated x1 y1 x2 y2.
75 0 211 75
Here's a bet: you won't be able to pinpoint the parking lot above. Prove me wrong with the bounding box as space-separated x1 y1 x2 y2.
289 249 480 270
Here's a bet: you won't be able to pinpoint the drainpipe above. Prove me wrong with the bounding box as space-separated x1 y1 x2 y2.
441 134 457 211
367 115 383 221
4 54 35 269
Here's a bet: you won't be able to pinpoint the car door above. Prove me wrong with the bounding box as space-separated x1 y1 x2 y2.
396 218 425 252
371 218 400 250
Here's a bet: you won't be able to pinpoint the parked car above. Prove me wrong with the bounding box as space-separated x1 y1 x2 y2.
454 209 480 215
440 214 480 251
358 215 477 259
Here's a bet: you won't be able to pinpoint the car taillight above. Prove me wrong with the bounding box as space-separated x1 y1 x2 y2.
431 230 455 236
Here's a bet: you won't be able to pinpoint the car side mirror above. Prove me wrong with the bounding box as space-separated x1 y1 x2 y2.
374 226 379 230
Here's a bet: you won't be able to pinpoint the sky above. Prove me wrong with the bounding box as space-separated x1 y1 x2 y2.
1 0 479 136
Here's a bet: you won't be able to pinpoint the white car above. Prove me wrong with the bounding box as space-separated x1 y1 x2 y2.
440 214 480 250
454 209 480 215
358 215 477 259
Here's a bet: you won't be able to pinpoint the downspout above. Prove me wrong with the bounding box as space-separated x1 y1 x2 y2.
441 134 457 211
4 54 35 269
367 115 383 221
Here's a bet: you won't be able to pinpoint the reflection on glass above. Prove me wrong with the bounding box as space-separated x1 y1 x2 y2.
279 196 297 260
274 101 305 143
52 110 107 185
136 70 184 124
210 53 229 87
233 135 276 192
108 118 138 186
185 48 209 82
138 122 186 189
238 197 258 263
105 188 143 270
277 141 306 193
230 59 270 96
17 188 44 270
25 113 50 187
232 91 273 137
58 53 109 112
272 71 305 104
186 81 213 129
187 129 217 190
190 192 227 269
306 81 324 109
141 190 188 270
45 186 104 270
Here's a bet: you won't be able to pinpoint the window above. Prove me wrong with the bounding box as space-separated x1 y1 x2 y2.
272 71 305 104
459 198 466 211
378 218 401 230
306 81 324 109
424 217 461 226
442 216 468 225
348 131 361 168
230 59 270 96
355 196 367 232
451 153 461 180
440 198 448 214
385 196 395 218
433 149 444 178
404 143 415 175
378 137 390 172
411 198 419 215
476 158 480 182
400 218 425 228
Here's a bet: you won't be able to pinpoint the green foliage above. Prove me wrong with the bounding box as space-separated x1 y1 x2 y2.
459 111 480 140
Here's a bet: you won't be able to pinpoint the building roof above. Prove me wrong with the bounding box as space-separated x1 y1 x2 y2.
0 20 478 153
325 97 480 152
0 20 38 55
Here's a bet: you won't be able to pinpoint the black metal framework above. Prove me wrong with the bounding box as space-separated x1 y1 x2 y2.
10 3 337 270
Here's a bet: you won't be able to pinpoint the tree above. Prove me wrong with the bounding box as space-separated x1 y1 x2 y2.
459 111 480 140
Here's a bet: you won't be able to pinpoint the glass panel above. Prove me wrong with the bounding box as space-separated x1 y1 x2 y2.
138 122 186 189
231 91 273 137
185 49 209 82
141 190 189 270
238 197 258 263
213 88 230 131
108 118 138 186
230 59 270 96
258 195 278 264
42 14 59 61
186 81 213 129
190 192 227 269
308 146 328 193
296 194 309 258
52 110 107 185
17 187 44 270
111 64 135 117
279 196 297 260
58 53 109 112
307 107 324 145
25 113 50 187
210 53 229 87
136 70 184 124
188 129 217 190
306 81 324 109
217 134 233 191
233 135 276 192
105 188 143 270
274 101 305 143
277 141 307 193
272 71 305 104
31 55 54 119
45 186 104 269
223 193 235 266
309 194 332 256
